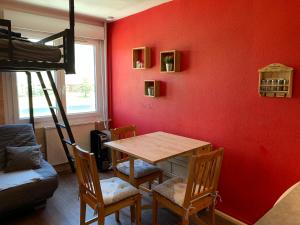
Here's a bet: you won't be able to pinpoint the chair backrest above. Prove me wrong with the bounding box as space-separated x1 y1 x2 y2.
73 145 103 207
110 125 136 141
197 144 212 154
183 148 224 207
95 121 106 131
110 125 136 166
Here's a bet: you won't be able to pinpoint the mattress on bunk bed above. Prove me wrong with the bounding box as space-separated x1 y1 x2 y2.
0 38 62 62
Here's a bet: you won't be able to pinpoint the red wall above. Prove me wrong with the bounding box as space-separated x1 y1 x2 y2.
107 0 300 223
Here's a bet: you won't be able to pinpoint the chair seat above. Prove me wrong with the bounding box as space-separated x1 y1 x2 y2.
154 177 208 207
116 159 161 178
153 177 187 206
100 177 139 205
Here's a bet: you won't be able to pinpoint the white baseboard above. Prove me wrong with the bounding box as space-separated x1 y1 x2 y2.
216 210 248 225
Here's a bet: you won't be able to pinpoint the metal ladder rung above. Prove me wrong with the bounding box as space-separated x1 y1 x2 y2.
63 139 74 145
56 123 66 128
35 70 76 173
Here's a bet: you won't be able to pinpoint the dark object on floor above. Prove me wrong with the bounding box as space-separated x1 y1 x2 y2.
90 129 111 171
0 124 58 215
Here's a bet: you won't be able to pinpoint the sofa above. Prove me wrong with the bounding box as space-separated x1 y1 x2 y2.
0 124 58 215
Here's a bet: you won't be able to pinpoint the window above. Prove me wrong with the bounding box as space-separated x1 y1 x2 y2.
16 72 56 119
11 38 102 124
66 43 96 114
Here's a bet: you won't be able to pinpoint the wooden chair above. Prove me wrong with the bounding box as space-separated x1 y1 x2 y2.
152 148 224 225
72 144 142 225
110 125 163 190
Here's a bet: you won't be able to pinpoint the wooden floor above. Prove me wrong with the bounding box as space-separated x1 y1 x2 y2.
2 172 236 225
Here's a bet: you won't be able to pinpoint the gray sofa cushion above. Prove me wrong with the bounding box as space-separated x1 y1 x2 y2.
0 169 43 191
0 124 36 169
5 145 42 172
0 159 58 214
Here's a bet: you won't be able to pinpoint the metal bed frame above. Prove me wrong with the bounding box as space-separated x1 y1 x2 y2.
0 0 76 171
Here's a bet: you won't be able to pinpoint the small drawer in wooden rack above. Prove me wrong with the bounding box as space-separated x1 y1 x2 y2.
132 47 151 69
258 63 294 98
144 80 160 97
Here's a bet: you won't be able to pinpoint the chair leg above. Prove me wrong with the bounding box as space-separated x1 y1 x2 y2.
135 196 141 225
130 205 135 223
152 194 158 225
115 210 120 222
182 217 189 225
209 204 216 225
158 174 163 184
97 213 105 225
148 181 152 190
80 199 86 225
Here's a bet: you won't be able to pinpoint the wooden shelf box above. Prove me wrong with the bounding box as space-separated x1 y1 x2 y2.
160 50 180 73
258 63 294 98
132 47 151 69
144 80 160 97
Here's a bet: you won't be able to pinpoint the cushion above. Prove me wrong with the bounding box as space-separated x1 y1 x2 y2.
0 169 43 191
0 124 36 170
116 159 161 178
100 177 139 205
0 159 58 214
153 177 187 206
5 145 41 172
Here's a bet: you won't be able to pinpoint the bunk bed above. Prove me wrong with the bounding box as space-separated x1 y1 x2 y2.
0 0 76 171
0 6 75 73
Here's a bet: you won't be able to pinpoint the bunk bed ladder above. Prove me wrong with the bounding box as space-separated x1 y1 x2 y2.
34 71 76 172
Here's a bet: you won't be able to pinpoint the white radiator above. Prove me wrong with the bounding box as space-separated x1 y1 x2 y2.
45 123 94 166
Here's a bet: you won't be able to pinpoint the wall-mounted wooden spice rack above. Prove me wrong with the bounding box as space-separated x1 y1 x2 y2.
258 63 294 98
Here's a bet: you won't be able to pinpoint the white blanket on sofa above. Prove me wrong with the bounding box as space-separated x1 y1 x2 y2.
0 170 43 191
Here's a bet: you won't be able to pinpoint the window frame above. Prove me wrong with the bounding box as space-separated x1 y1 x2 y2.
58 38 102 121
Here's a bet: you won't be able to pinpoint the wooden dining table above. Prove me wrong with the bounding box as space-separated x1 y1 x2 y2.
104 131 211 184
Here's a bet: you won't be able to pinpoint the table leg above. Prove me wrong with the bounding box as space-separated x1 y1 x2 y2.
193 144 212 155
129 157 135 185
191 214 207 225
111 149 117 171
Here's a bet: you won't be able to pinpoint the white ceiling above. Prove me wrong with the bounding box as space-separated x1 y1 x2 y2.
5 0 172 21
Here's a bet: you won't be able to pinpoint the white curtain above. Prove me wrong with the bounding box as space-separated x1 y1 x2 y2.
100 23 109 129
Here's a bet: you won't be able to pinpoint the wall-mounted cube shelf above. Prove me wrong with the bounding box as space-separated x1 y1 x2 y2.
132 47 151 69
258 63 294 98
160 50 180 73
144 80 160 97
